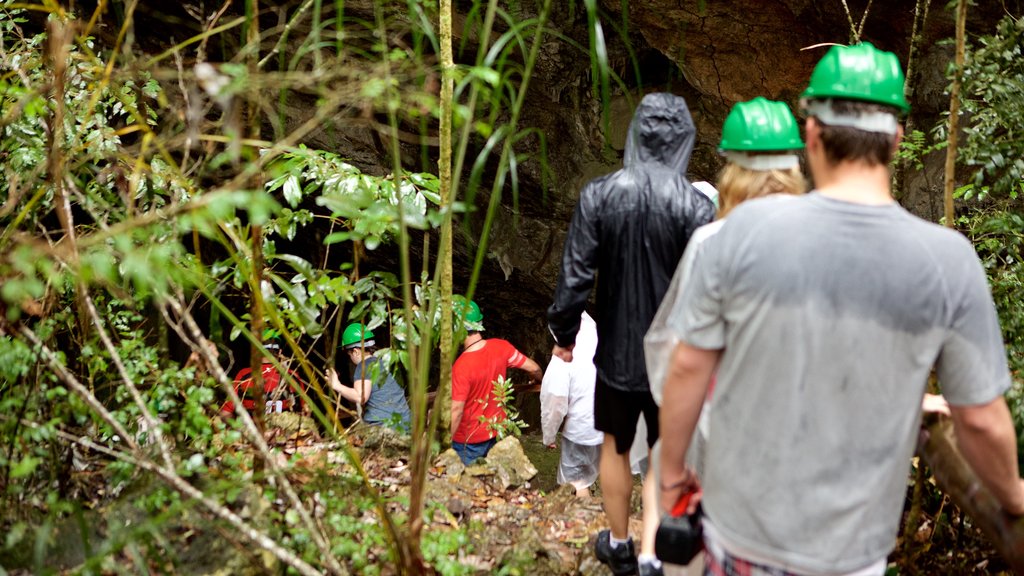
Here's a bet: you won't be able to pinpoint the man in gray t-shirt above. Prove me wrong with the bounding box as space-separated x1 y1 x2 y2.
658 43 1024 575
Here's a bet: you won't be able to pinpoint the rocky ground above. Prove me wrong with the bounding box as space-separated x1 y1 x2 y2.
1 414 1011 575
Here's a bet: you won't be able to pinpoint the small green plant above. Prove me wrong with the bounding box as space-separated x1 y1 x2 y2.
894 129 946 172
477 374 528 439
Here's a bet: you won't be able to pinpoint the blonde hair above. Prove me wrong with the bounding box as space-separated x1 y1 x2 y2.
716 163 806 218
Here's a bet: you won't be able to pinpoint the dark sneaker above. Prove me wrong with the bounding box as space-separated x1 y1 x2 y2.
594 529 638 576
638 562 664 576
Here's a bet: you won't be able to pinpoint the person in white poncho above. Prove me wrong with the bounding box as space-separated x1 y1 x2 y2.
541 311 603 497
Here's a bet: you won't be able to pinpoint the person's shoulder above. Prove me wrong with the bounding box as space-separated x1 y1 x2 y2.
577 174 619 211
452 352 471 375
716 194 804 237
691 219 726 244
899 212 978 259
488 338 516 350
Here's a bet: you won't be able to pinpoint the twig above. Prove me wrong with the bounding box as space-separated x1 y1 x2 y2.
856 0 874 40
197 0 234 64
258 0 316 69
838 0 873 44
8 323 140 455
82 293 176 470
161 295 348 576
12 418 326 576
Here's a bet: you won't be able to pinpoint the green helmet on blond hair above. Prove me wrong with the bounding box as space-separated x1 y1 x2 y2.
341 322 374 349
719 97 804 152
800 43 910 112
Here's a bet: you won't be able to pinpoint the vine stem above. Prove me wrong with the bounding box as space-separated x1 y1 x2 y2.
838 0 873 44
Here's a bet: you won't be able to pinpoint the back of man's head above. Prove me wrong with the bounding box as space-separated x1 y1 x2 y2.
800 43 910 167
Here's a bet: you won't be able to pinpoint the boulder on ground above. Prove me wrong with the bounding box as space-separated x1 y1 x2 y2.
434 448 465 478
484 436 538 490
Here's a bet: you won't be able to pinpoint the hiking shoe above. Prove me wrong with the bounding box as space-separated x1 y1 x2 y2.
594 529 638 576
638 561 664 576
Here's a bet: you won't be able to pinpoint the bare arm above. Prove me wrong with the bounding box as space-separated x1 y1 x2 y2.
659 342 720 514
950 396 1024 514
518 357 543 384
451 400 466 438
328 368 369 405
352 379 372 404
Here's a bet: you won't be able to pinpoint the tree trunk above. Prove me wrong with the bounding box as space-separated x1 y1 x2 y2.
942 0 967 228
436 0 455 447
917 416 1024 572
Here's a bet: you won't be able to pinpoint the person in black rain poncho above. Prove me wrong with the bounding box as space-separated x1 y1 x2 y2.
548 93 715 576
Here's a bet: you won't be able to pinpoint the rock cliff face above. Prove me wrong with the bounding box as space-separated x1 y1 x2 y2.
412 0 1020 367
131 0 1019 382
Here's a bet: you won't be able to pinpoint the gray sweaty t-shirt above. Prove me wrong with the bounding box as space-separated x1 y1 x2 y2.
671 193 1010 573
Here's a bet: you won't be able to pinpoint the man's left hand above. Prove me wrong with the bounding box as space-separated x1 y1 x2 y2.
552 344 575 362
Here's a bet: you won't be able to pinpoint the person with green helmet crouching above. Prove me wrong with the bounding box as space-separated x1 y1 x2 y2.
450 297 543 465
659 43 1024 575
328 322 411 432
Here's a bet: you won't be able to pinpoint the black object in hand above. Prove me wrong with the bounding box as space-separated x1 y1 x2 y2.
655 492 703 565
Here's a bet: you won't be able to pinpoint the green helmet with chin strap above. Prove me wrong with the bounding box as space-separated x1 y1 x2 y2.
341 322 374 349
800 42 910 112
719 97 804 152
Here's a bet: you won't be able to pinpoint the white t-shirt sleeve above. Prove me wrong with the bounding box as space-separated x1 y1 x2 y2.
672 226 727 350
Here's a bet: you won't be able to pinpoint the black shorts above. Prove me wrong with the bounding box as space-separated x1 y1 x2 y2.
594 377 659 454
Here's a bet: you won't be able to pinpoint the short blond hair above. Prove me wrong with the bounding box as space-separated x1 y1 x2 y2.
716 163 806 218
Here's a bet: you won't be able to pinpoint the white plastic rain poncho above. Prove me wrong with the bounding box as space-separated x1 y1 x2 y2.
541 312 603 447
541 312 603 489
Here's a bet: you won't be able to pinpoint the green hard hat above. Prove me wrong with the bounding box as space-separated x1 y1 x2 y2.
466 301 483 323
719 97 804 152
800 43 910 112
341 322 374 348
453 296 484 325
262 328 282 349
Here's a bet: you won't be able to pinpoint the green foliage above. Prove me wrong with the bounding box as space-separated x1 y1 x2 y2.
0 0 618 570
954 204 1024 469
421 521 474 576
478 374 528 439
894 129 946 172
957 15 1024 197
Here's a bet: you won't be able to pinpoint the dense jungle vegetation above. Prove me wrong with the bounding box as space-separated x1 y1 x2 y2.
0 0 1023 574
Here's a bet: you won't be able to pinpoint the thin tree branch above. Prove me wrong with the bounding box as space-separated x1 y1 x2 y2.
82 293 176 469
8 417 326 576
943 0 968 228
161 295 348 576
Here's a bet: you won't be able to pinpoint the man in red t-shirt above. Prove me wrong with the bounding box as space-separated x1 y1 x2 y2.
451 299 542 464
